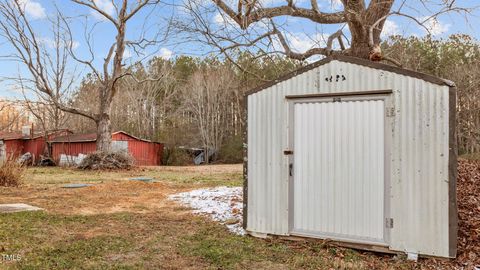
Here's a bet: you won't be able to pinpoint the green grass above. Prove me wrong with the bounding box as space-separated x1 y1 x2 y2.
177 221 399 270
0 165 421 269
25 167 242 188
0 212 133 269
0 207 414 270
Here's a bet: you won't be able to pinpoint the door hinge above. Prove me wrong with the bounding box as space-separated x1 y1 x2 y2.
386 107 395 117
289 163 293 176
386 218 394 228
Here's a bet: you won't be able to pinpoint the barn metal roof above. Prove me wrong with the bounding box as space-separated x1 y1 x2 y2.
49 132 97 142
0 129 71 141
246 55 455 96
50 131 158 143
0 131 48 140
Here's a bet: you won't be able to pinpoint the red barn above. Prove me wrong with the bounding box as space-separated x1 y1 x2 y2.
50 131 163 166
0 129 71 163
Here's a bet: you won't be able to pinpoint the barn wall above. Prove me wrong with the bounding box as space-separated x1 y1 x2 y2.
51 133 164 166
51 142 97 163
4 140 24 159
112 133 163 166
247 60 453 257
24 137 47 162
127 141 163 166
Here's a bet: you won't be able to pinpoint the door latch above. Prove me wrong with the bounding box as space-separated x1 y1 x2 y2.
386 218 394 228
289 163 293 176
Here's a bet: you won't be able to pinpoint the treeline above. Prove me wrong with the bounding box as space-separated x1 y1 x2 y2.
57 35 479 164
382 34 480 154
66 53 301 164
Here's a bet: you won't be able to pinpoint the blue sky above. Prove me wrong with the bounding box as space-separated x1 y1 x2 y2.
0 0 479 98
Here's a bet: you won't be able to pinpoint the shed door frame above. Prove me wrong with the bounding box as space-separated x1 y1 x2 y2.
286 91 393 246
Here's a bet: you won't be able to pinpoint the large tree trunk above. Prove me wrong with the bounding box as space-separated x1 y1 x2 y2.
96 114 112 152
349 39 371 59
96 92 113 152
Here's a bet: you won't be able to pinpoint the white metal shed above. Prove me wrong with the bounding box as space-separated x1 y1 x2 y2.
243 55 457 258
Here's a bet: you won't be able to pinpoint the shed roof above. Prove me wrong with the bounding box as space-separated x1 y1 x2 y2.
0 129 68 141
50 131 157 143
0 131 31 140
246 55 455 96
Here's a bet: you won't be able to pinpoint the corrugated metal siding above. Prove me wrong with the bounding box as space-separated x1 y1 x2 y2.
291 99 385 243
52 137 164 166
113 132 163 166
51 142 97 163
24 137 47 161
4 140 24 159
247 60 451 257
127 140 163 166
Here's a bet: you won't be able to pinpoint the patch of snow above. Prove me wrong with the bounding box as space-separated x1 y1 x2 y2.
169 186 245 235
0 203 43 213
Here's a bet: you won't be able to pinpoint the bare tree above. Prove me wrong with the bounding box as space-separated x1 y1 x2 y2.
12 15 73 138
182 0 473 63
112 59 178 140
182 65 238 161
0 0 162 151
0 100 25 132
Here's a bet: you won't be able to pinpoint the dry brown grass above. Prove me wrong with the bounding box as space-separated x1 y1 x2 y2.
1 164 473 269
0 160 25 187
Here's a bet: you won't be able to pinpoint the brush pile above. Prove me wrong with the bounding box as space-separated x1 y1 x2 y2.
77 151 134 170
0 159 25 187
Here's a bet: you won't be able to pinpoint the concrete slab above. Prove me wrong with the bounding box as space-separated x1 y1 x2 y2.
129 177 154 183
62 184 93 188
0 203 43 213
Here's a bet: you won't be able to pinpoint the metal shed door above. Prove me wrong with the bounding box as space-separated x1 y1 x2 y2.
291 98 385 244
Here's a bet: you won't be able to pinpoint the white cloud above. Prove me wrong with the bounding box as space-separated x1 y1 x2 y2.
259 0 289 6
157 47 173 60
18 0 46 19
381 20 400 38
420 17 450 36
123 48 132 59
319 0 343 10
90 0 115 21
39 37 80 50
213 12 236 26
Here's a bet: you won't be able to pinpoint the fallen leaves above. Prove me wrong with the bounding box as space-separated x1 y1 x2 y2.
455 159 480 267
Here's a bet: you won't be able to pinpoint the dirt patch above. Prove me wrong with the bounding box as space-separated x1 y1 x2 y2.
0 181 183 215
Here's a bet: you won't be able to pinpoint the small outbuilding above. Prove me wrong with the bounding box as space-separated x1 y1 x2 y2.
0 127 69 163
50 131 164 166
244 56 457 258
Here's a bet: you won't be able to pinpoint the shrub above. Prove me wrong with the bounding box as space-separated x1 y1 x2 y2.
0 160 25 187
218 135 243 164
162 147 193 166
77 151 134 170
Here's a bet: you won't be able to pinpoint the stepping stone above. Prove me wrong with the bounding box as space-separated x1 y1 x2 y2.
0 203 43 213
62 184 93 188
129 177 154 183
